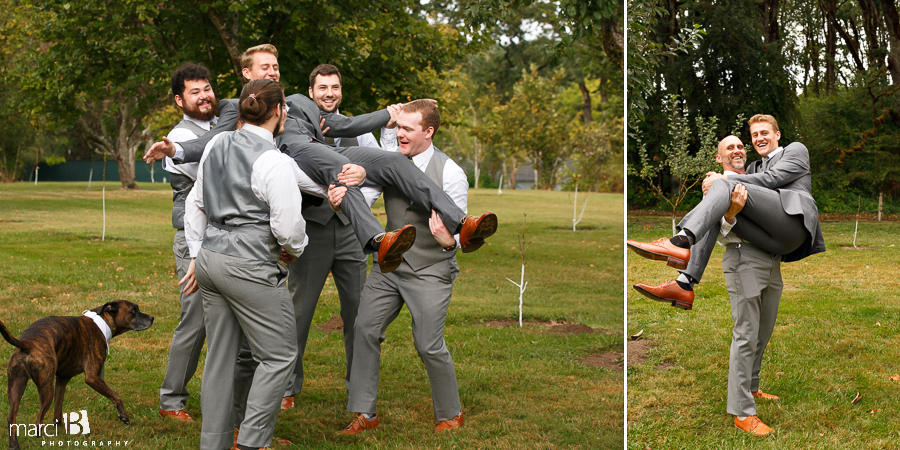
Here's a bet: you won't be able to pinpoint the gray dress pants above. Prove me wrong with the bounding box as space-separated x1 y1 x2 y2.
195 250 297 450
680 179 805 282
723 243 783 417
285 216 365 397
159 230 206 411
347 260 461 421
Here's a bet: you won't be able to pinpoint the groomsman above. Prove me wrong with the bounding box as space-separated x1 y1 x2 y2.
158 62 218 422
280 63 384 409
339 100 471 434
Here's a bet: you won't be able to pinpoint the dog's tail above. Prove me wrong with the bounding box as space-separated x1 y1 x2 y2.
0 319 30 353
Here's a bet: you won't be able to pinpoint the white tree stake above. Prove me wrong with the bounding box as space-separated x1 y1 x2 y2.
853 195 860 249
498 174 503 195
88 166 93 188
506 265 528 327
102 186 107 242
505 214 531 327
34 167 38 185
572 184 588 231
150 164 155 183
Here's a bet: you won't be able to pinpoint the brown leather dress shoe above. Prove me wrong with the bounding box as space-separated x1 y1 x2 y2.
752 390 780 401
338 414 379 435
459 212 498 253
626 238 690 270
734 415 774 437
633 281 694 310
376 225 416 273
434 413 464 432
280 395 295 410
159 408 194 422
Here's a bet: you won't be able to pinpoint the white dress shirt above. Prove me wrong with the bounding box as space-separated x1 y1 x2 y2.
184 124 327 259
163 114 217 180
718 169 743 245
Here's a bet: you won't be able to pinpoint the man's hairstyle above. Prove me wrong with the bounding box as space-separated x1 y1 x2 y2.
401 100 440 134
171 63 211 98
240 44 279 78
238 79 285 126
748 114 779 133
309 64 342 89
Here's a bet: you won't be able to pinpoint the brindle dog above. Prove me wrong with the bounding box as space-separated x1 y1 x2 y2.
1 300 153 450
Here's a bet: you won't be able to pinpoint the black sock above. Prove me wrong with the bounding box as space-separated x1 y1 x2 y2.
669 232 693 248
236 445 256 450
675 279 693 291
369 236 381 251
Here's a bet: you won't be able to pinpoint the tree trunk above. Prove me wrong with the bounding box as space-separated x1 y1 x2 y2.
578 80 593 124
206 6 244 81
825 1 837 94
858 0 885 69
759 0 780 42
882 0 900 84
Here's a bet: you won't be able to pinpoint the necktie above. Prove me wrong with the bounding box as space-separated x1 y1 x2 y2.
761 157 768 171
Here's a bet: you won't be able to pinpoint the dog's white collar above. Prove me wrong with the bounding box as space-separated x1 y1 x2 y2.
83 310 112 353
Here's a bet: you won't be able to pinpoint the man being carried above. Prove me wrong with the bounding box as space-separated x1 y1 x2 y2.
144 44 497 272
628 114 825 310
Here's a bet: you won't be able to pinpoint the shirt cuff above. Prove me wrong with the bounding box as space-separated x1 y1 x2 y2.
719 216 736 236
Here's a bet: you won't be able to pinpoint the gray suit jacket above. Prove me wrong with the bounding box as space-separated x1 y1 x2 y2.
730 142 826 262
174 95 389 164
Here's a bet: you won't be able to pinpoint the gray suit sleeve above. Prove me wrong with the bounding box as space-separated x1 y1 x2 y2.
729 142 809 190
321 109 391 138
173 100 238 164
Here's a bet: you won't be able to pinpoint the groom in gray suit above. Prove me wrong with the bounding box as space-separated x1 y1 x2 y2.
629 114 825 309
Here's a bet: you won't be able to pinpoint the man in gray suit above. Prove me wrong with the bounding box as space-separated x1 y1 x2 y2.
280 64 376 410
144 44 497 271
158 63 218 422
697 135 782 437
629 114 825 309
338 100 466 435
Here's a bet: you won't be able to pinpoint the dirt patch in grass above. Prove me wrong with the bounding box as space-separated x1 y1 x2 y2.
581 351 623 370
627 339 652 367
839 246 876 250
783 284 800 291
317 315 343 333
480 319 606 335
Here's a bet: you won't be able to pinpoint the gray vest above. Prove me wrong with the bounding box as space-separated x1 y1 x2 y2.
170 119 208 229
200 130 281 262
383 147 456 270
303 136 358 226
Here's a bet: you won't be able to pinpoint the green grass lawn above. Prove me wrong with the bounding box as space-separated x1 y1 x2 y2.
0 182 623 449
627 213 900 449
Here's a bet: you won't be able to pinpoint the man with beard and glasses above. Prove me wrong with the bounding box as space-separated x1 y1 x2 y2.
158 62 219 423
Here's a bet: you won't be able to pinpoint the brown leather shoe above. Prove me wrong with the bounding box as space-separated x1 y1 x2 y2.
633 281 694 310
434 413 464 432
376 225 416 273
752 390 780 401
159 408 194 422
338 414 379 435
280 395 295 410
459 212 498 253
626 238 690 270
734 415 774 437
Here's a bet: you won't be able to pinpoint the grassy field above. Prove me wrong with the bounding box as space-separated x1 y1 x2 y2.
0 182 623 449
627 213 900 449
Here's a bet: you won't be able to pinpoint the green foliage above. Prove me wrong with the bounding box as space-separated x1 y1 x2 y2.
629 95 721 219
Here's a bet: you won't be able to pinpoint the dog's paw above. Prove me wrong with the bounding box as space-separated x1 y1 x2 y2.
118 414 130 425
